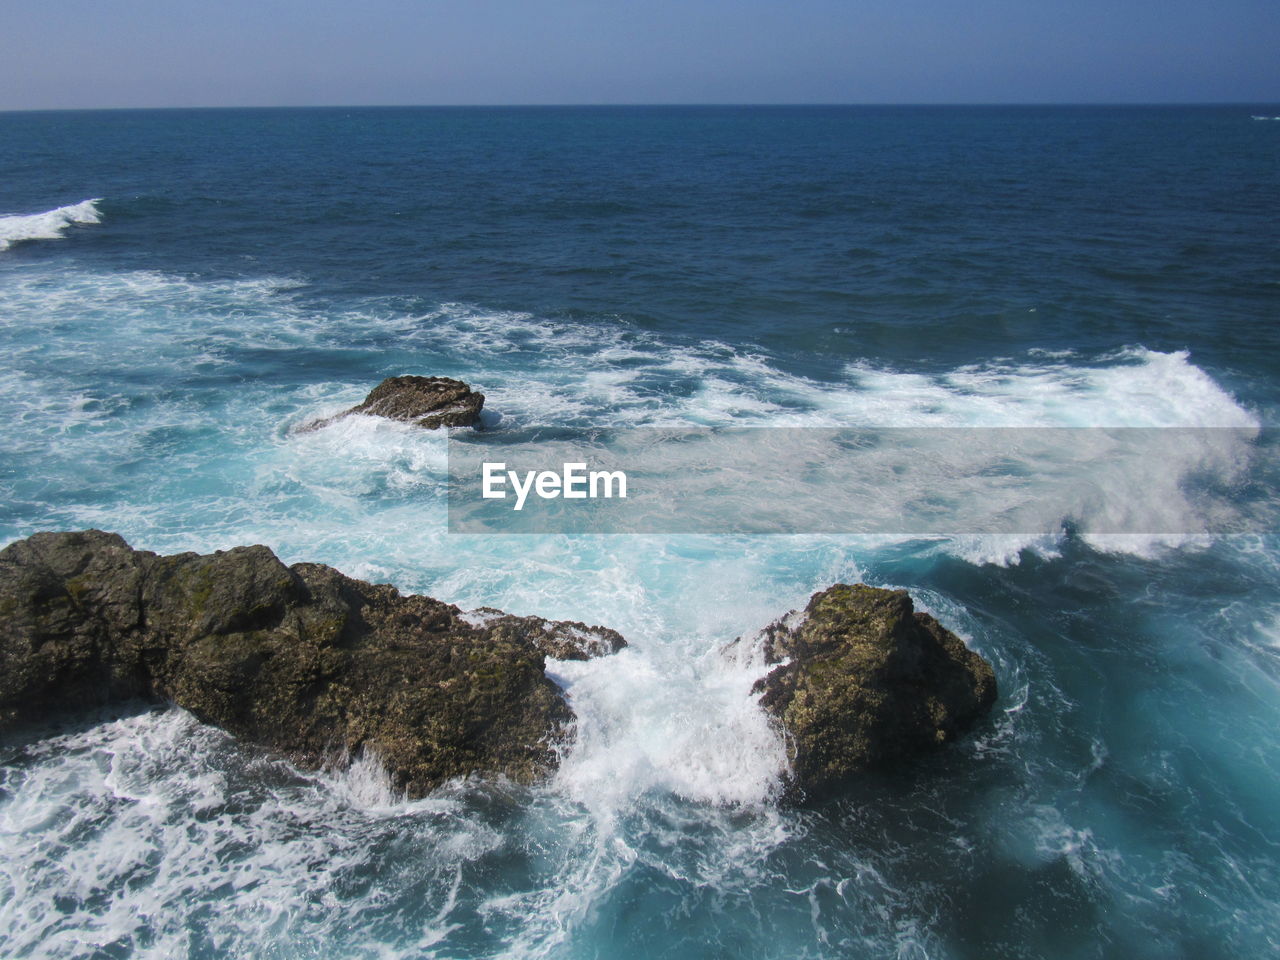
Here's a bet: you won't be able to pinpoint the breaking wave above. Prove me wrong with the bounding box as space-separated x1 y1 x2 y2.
0 199 101 252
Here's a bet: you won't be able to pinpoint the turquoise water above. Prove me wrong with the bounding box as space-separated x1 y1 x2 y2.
1 106 1279 958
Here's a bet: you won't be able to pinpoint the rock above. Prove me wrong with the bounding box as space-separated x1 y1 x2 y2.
731 583 997 795
303 375 485 431
0 533 990 803
463 608 627 661
350 375 485 428
0 530 623 796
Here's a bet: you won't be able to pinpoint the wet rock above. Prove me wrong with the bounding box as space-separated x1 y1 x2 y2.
730 583 997 795
304 375 484 431
1 533 993 803
0 530 622 796
463 607 627 661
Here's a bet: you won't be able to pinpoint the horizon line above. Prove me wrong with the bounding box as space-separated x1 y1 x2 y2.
2 100 1278 115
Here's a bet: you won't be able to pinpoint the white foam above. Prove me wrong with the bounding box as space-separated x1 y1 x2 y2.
0 709 495 959
550 641 788 813
0 266 1267 818
0 199 102 252
322 747 407 810
4 279 1263 814
839 348 1257 428
2 264 1276 957
458 608 503 628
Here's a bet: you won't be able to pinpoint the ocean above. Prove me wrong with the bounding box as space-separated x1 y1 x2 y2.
1 105 1278 958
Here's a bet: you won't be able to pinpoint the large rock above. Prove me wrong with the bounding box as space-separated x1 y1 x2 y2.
304 375 484 431
732 583 997 795
0 530 622 796
0 533 994 802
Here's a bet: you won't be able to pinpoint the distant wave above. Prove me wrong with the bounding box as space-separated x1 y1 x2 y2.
0 199 102 252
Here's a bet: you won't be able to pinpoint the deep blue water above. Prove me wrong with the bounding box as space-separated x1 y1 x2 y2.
1 106 1279 959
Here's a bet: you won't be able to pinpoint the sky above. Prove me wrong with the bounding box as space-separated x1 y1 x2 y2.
2 0 1277 110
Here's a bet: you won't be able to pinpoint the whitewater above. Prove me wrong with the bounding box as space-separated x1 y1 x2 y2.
2 105 1279 959
0 199 101 252
2 257 1276 958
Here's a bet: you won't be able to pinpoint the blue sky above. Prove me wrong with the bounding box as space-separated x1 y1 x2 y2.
2 0 1277 109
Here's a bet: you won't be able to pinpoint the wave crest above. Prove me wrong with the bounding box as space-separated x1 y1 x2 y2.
0 199 102 252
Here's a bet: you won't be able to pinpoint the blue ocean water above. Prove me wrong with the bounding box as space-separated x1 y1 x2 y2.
1 105 1279 959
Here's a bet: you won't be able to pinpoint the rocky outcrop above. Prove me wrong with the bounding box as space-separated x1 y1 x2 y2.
303 376 484 431
0 531 994 801
731 583 997 796
462 608 627 661
0 530 621 796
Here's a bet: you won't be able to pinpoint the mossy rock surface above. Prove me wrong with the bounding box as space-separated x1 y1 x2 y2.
734 583 997 796
0 533 991 802
0 530 621 796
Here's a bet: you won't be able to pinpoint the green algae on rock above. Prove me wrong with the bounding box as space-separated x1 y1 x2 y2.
0 530 622 796
1 532 994 802
731 583 997 796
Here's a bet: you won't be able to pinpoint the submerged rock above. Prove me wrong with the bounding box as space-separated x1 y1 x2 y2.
303 375 485 431
0 530 621 796
731 583 997 795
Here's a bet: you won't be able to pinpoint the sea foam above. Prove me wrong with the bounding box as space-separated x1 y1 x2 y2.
2 264 1277 960
0 268 1266 806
